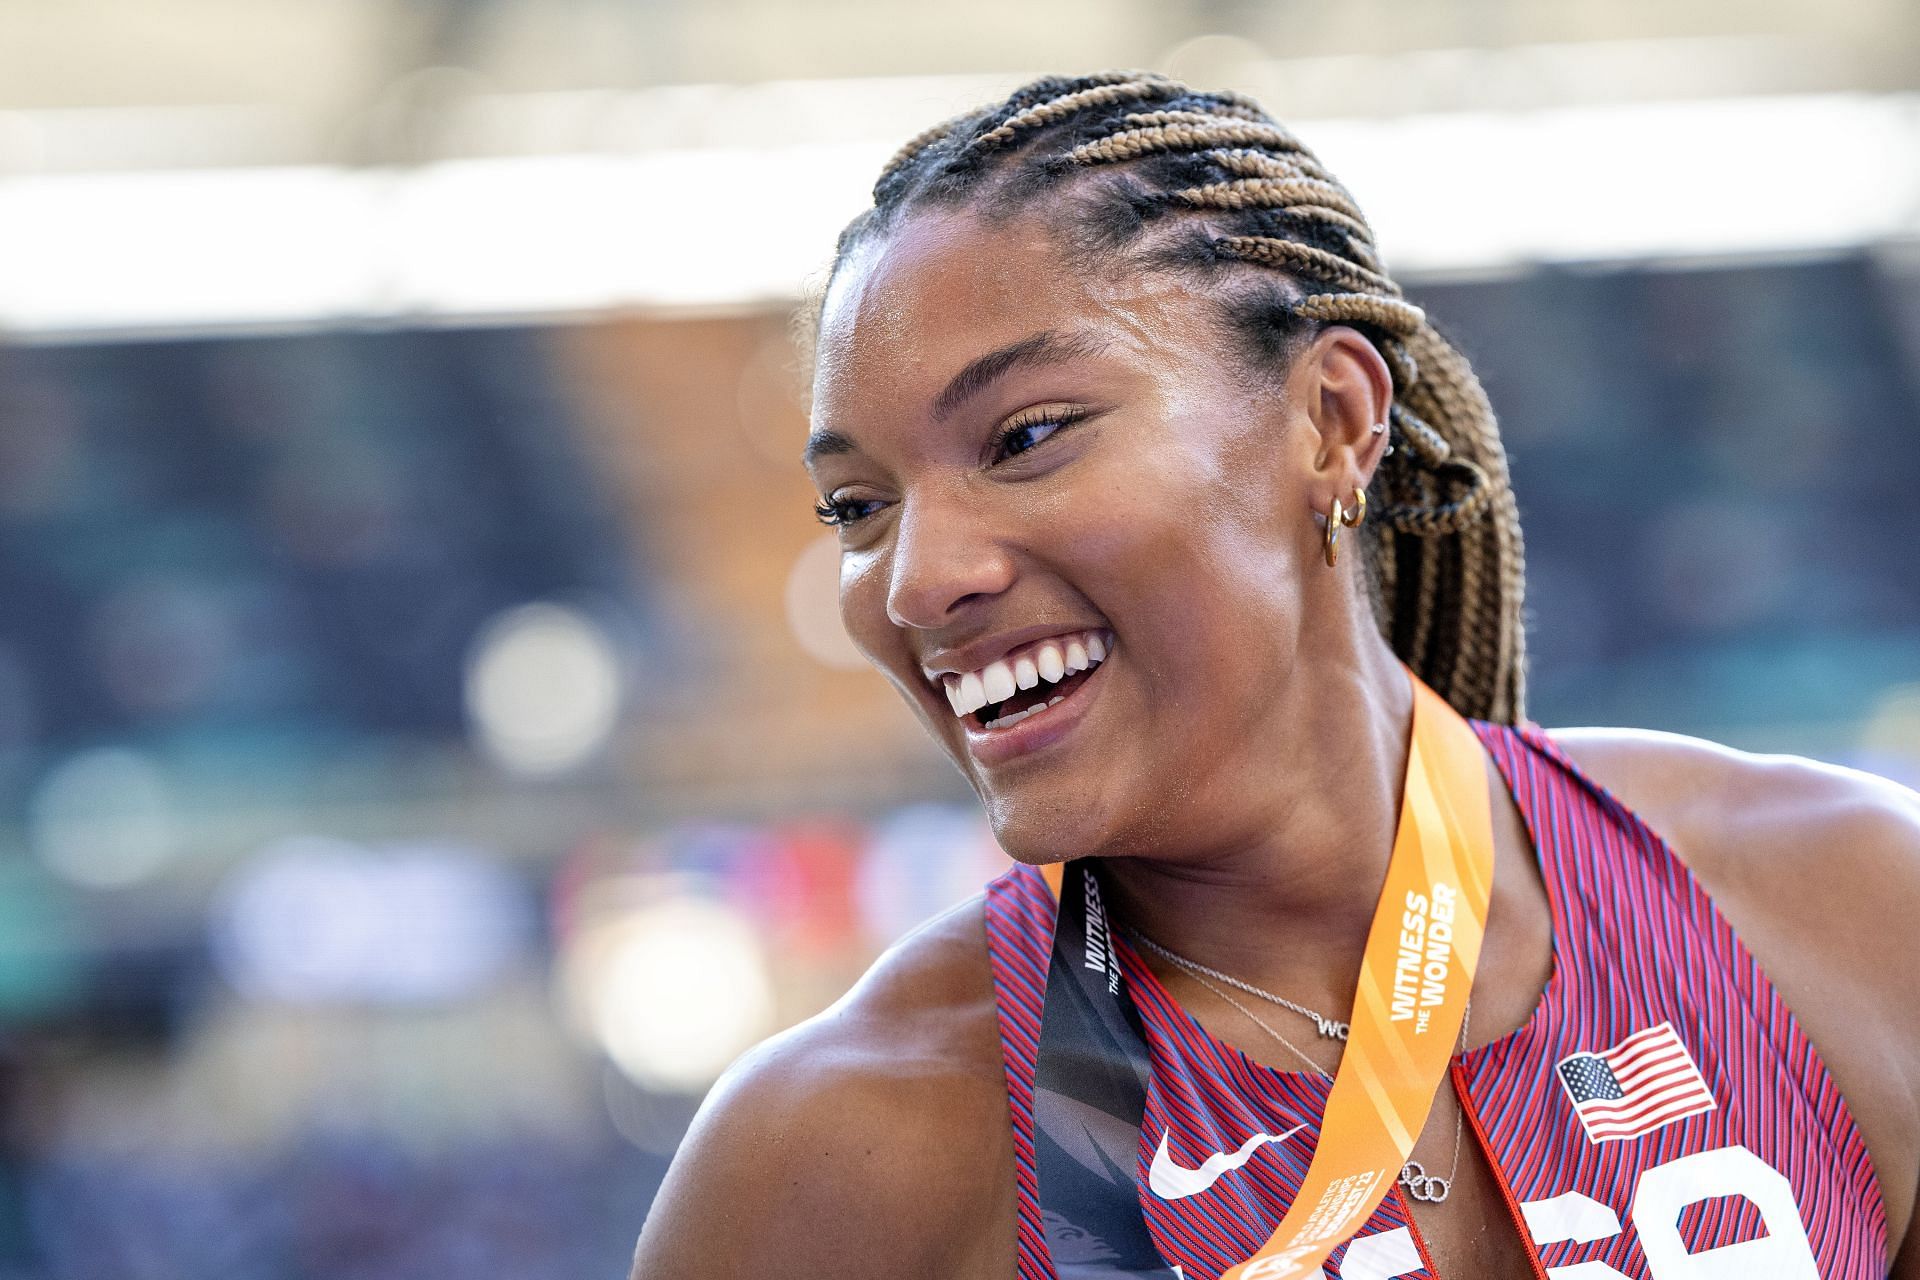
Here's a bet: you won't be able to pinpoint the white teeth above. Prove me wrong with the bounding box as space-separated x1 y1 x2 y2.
957 671 987 716
938 629 1113 721
982 660 1017 704
982 689 1075 730
1036 643 1066 684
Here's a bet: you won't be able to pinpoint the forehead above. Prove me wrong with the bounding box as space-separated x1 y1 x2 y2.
809 206 1212 429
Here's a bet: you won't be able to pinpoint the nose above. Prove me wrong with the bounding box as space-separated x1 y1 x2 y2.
884 494 1016 630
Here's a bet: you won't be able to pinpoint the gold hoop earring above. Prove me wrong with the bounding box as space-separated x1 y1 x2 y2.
1341 486 1367 529
1324 496 1344 568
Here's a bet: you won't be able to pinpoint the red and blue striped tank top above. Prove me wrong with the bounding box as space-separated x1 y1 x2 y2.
982 718 1889 1279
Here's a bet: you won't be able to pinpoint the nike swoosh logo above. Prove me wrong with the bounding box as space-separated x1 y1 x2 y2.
1148 1123 1309 1200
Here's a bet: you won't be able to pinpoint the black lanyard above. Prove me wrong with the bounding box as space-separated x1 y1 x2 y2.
1032 861 1182 1277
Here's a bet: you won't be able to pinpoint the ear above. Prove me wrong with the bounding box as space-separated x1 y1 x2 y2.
1291 325 1394 507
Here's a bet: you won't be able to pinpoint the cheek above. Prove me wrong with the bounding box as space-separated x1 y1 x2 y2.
1054 451 1307 697
836 548 894 664
1167 428 1312 608
1069 435 1301 602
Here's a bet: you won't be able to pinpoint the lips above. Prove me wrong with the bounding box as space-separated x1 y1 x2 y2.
959 647 1108 766
931 628 1112 722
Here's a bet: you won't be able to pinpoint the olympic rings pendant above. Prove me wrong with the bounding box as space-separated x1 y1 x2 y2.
1398 1160 1452 1203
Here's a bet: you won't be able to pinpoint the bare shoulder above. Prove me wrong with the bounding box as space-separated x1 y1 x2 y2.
1543 724 1920 929
631 892 1014 1280
1545 725 1920 1251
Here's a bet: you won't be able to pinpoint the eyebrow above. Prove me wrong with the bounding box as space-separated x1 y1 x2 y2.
802 326 1112 468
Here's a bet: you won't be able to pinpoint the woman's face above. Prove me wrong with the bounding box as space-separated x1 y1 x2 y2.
806 206 1361 864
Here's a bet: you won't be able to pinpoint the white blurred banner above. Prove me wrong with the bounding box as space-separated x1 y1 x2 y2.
3 90 1916 337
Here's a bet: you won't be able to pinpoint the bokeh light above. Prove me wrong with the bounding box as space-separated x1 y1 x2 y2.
464 601 623 775
564 889 776 1092
211 835 532 1005
29 747 180 887
784 533 864 670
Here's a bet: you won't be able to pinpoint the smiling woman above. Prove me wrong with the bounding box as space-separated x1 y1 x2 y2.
633 73 1920 1280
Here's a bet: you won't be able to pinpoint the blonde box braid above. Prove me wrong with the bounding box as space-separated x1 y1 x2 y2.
833 72 1526 724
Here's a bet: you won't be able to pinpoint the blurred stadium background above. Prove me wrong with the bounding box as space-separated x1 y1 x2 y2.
0 2 1917 1276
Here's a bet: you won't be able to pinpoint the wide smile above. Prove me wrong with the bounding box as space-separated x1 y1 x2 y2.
929 628 1113 767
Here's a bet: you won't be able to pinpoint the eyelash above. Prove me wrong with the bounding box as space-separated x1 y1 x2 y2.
813 406 1091 529
814 496 881 528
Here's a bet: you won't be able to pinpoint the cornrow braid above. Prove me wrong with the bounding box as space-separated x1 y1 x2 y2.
825 71 1528 723
1213 236 1401 299
878 118 963 190
957 74 1183 167
1178 178 1369 224
1067 119 1311 166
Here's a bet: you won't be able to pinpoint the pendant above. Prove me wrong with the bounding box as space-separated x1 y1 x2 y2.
1316 1015 1350 1041
1398 1160 1451 1203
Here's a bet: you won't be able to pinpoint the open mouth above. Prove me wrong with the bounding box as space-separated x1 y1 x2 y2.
972 662 1099 730
934 628 1112 733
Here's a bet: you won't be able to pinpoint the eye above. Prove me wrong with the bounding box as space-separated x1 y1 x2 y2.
991 406 1089 464
814 495 885 528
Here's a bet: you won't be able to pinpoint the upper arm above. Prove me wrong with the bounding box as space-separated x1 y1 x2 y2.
632 899 1014 1280
632 1034 959 1279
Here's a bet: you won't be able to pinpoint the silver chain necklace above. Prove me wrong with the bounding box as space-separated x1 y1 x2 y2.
1129 931 1353 1041
1126 928 1469 1205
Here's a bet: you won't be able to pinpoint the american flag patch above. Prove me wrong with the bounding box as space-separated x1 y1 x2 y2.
1556 1022 1715 1143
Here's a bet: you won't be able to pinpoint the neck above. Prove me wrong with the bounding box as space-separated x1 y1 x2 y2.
1097 627 1416 1014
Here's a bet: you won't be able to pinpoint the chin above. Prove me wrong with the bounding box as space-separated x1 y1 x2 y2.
974 781 1122 868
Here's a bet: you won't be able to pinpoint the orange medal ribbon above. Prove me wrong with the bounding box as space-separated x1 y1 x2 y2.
1040 668 1495 1278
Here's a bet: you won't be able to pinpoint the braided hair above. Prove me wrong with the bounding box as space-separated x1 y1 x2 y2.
815 71 1527 724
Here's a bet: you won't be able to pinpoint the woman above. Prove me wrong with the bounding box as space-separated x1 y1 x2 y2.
634 72 1920 1279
